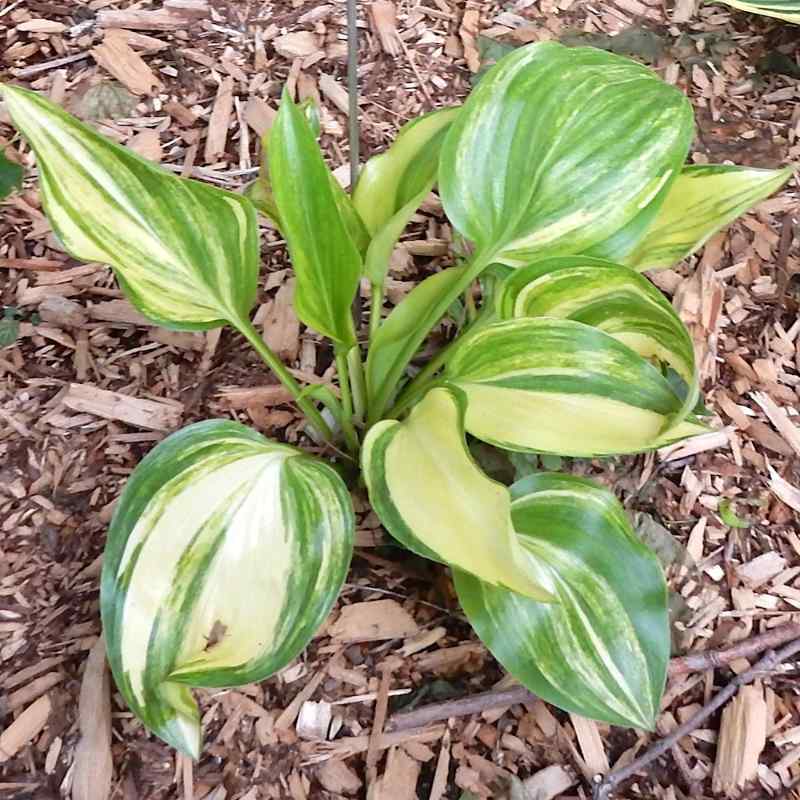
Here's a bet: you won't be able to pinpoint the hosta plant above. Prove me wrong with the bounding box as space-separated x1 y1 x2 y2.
2 42 792 757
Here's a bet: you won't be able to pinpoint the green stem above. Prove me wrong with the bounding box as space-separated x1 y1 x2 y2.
369 282 383 342
335 346 360 455
347 344 366 422
465 284 477 323
386 303 494 420
237 319 334 442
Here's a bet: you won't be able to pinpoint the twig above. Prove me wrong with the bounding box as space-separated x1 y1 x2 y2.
346 0 359 187
384 623 800 732
593 637 800 800
386 685 535 732
668 622 800 676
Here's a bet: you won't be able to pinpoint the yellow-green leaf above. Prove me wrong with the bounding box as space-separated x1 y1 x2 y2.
496 255 698 403
101 420 354 757
362 386 551 600
456 472 668 730
625 164 794 271
353 108 458 237
446 318 705 456
1 84 259 331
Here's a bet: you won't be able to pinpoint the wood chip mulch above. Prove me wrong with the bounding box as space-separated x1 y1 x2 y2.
1 1 799 798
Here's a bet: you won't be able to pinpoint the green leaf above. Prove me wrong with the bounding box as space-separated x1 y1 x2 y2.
455 472 669 730
438 42 693 266
366 266 467 423
353 108 458 237
719 498 751 528
445 317 706 456
354 108 458 288
1 84 259 332
0 149 23 200
269 91 363 346
713 0 800 22
101 420 354 757
624 164 794 271
362 386 552 600
0 315 20 348
496 256 698 411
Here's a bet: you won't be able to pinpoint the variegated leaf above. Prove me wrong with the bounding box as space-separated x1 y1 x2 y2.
438 42 693 265
269 91 363 346
1 84 259 331
445 318 705 456
101 420 354 757
624 164 794 270
456 472 668 730
354 108 458 287
496 255 697 395
353 108 458 237
714 0 800 22
362 386 551 600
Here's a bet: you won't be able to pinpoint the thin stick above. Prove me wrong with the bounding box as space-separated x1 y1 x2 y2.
668 622 800 676
593 637 800 800
387 685 534 733
346 0 360 187
384 624 800 733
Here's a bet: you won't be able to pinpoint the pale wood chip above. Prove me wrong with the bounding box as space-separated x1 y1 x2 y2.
569 714 609 778
713 684 767 796
62 383 183 431
71 638 113 800
273 31 321 59
735 552 787 589
97 1 209 31
459 5 481 73
319 74 350 115
316 760 362 795
429 731 450 800
205 77 234 164
259 281 300 361
243 97 275 137
276 669 327 732
330 600 418 643
128 129 163 162
751 392 800 457
92 31 161 96
767 463 800 513
370 2 402 57
522 764 577 800
17 19 67 33
372 746 420 800
0 694 52 763
217 385 294 409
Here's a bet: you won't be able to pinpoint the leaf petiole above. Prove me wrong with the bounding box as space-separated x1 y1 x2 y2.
236 318 334 443
335 345 361 455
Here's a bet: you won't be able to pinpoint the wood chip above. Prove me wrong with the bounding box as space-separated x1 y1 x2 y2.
62 383 183 431
273 32 321 60
205 77 234 164
370 2 402 57
97 1 209 31
713 684 767 795
522 765 577 800
372 746 420 800
459 6 481 73
570 714 609 778
71 638 113 800
0 695 52 763
330 600 419 643
92 31 161 96
316 760 362 795
243 97 275 137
